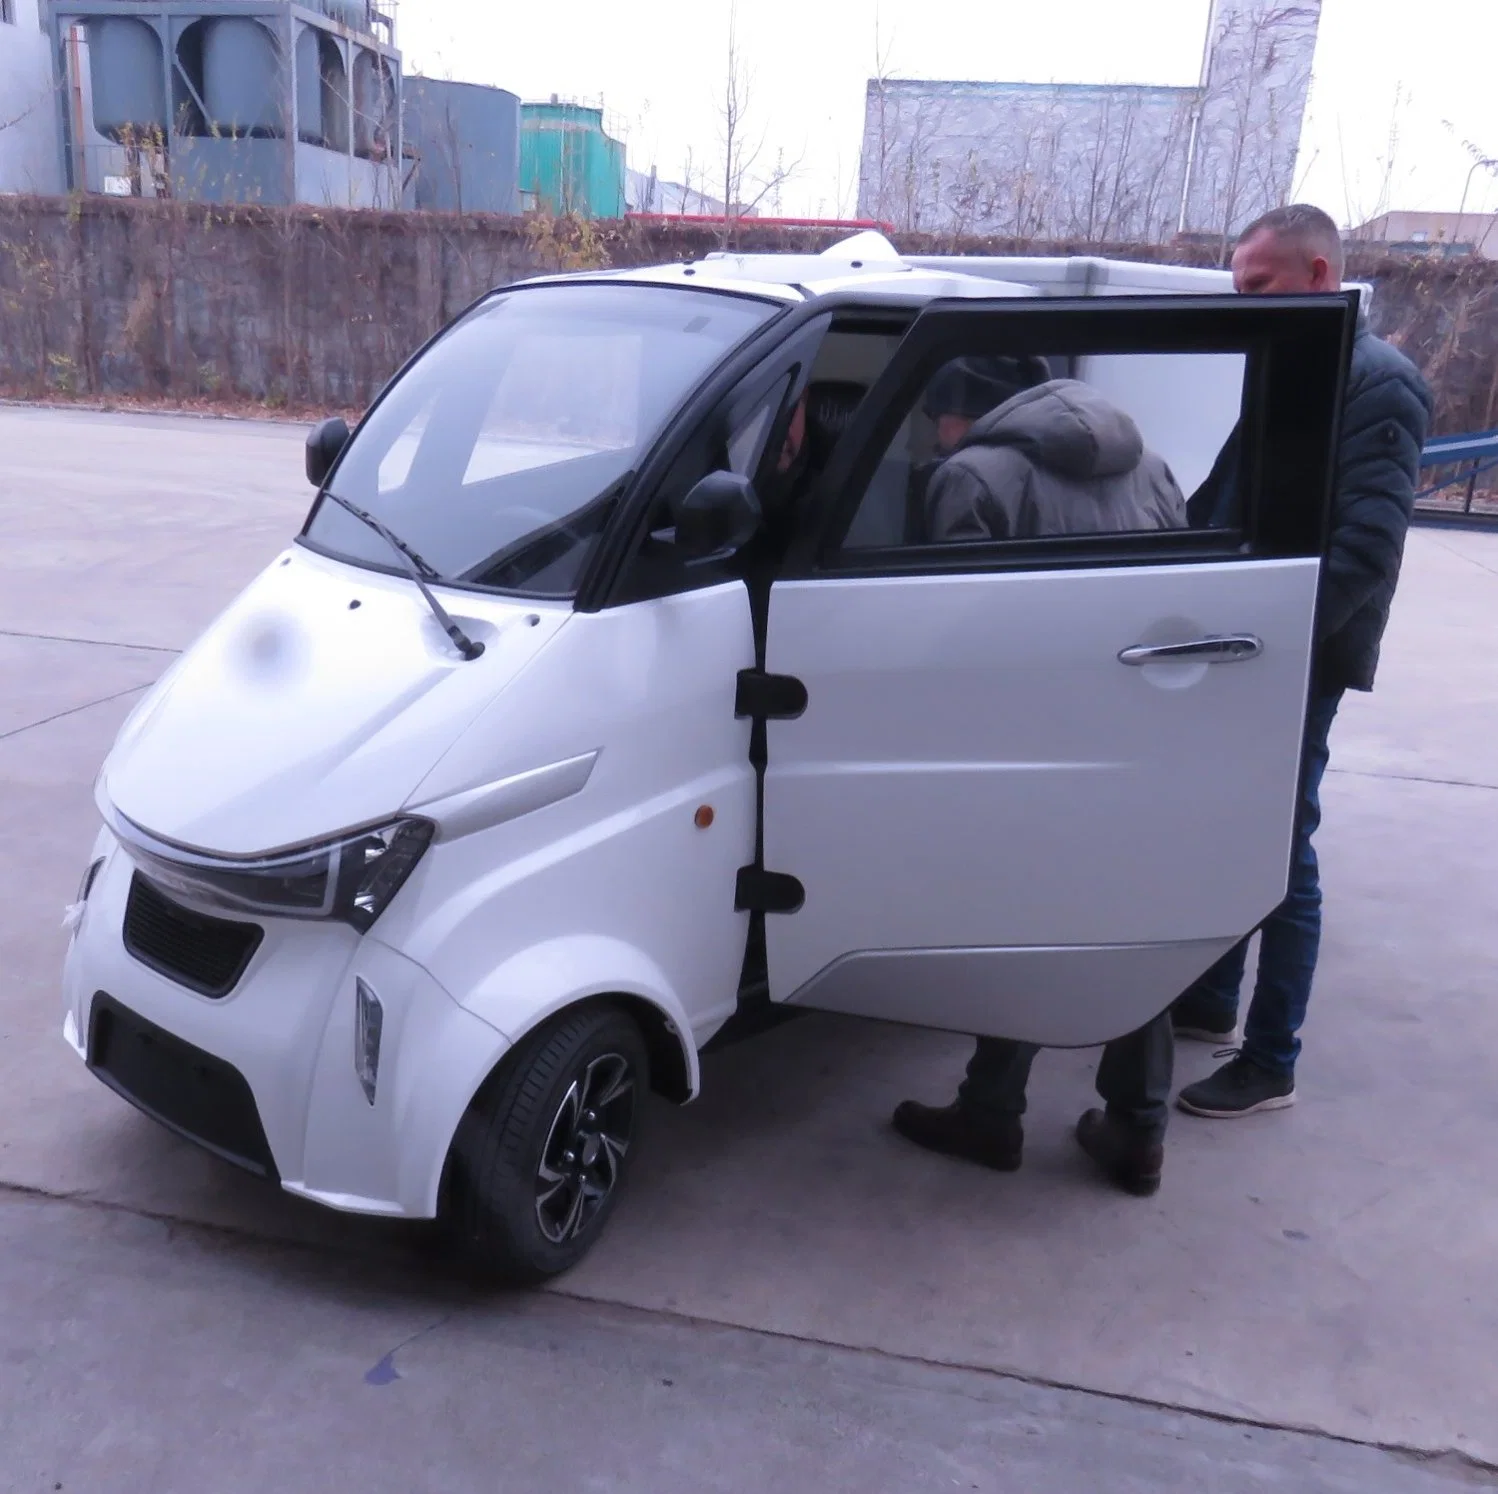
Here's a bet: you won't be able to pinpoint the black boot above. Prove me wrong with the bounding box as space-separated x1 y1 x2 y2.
1075 1109 1163 1197
890 1101 1022 1171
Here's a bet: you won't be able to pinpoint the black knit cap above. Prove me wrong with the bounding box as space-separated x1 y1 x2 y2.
922 354 1051 421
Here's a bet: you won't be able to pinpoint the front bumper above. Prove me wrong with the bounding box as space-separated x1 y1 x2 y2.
62 838 512 1219
84 993 279 1178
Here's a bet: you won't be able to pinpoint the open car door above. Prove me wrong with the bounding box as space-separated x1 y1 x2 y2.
752 294 1355 1046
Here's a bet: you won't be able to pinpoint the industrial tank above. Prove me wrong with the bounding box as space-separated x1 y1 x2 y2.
202 17 282 137
352 48 395 159
404 77 520 213
318 0 371 30
520 101 625 218
295 25 323 145
87 17 167 141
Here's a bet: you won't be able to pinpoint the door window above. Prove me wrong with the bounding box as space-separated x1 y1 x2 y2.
838 347 1249 553
792 295 1349 576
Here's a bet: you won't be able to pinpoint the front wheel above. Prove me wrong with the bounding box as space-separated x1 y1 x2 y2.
444 1004 648 1284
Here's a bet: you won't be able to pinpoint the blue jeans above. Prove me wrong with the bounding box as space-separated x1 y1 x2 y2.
1177 690 1343 1077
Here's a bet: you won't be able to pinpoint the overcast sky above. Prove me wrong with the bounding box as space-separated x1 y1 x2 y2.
398 0 1498 228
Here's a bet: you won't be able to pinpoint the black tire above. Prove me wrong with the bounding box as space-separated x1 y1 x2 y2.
444 1003 649 1285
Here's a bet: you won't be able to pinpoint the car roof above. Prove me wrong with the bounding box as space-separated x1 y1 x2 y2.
511 231 1242 307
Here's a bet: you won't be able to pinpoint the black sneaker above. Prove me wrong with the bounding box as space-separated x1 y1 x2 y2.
1177 1052 1295 1118
1075 1109 1164 1197
890 1101 1022 1171
1170 994 1237 1044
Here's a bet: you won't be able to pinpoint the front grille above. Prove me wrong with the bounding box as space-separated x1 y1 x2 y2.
88 993 279 1179
123 873 263 997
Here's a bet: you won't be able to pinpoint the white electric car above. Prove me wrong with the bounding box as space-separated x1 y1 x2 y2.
61 233 1354 1281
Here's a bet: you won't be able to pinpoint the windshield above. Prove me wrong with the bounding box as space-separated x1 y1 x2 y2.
303 283 778 597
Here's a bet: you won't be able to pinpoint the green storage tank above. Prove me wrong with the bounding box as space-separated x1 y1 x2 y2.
519 100 626 219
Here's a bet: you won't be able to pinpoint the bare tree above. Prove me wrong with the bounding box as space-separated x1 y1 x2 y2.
0 103 38 136
1441 126 1498 255
442 99 464 212
894 91 946 233
1140 96 1196 242
1339 85 1410 237
861 10 902 225
1068 92 1147 241
1289 105 1320 203
714 4 800 241
858 12 967 233
672 145 721 215
1014 112 1064 240
1187 3 1321 261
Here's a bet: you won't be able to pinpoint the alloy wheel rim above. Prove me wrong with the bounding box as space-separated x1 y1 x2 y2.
535 1052 636 1244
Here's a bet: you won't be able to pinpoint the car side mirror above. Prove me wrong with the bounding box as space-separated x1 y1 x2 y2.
305 416 350 489
672 470 762 561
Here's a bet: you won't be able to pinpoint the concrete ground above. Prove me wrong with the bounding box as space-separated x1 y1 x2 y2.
2 405 1495 1489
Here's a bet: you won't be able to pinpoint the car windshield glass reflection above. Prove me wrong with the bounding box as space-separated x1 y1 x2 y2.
304 284 777 598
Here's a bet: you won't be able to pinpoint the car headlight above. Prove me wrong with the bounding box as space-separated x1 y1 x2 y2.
116 816 434 932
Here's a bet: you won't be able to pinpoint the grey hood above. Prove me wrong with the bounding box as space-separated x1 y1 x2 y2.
961 379 1145 481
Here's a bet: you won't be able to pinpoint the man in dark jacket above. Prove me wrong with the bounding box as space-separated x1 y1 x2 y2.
892 375 1190 1197
1172 204 1434 1118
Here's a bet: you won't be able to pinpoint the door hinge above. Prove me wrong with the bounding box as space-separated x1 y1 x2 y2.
735 668 808 721
735 866 805 915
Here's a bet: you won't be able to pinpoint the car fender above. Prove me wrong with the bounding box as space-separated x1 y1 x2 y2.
387 993 515 1220
293 939 516 1219
453 933 701 1100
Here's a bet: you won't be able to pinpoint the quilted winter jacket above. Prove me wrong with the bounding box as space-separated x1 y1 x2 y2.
1188 323 1434 692
925 379 1188 543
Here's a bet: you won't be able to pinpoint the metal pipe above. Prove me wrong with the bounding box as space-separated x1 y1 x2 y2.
1178 0 1223 236
68 23 87 190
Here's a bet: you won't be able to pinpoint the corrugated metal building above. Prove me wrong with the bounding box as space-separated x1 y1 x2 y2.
625 166 725 216
861 79 1197 244
404 76 520 214
859 0 1322 245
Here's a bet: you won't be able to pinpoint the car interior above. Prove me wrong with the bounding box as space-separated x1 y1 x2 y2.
787 328 1247 549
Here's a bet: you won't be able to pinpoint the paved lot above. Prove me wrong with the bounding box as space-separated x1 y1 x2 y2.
4 1194 1485 1494
2 405 1496 1488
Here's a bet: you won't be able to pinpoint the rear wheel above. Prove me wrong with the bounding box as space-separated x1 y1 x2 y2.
444 1004 648 1284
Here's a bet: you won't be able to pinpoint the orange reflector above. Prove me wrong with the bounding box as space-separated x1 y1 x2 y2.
694 805 715 829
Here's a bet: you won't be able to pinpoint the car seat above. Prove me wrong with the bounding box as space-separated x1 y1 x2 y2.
802 380 868 470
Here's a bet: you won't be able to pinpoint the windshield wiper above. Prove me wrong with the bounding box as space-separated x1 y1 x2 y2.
320 490 484 661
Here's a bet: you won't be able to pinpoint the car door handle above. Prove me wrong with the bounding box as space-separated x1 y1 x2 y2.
1118 634 1263 665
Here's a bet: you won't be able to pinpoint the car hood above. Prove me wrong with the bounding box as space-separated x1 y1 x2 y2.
100 545 570 856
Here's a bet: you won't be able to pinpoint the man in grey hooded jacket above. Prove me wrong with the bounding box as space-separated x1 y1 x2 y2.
926 375 1188 542
892 368 1189 1196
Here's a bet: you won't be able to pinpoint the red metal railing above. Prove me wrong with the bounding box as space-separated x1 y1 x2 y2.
624 214 895 232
